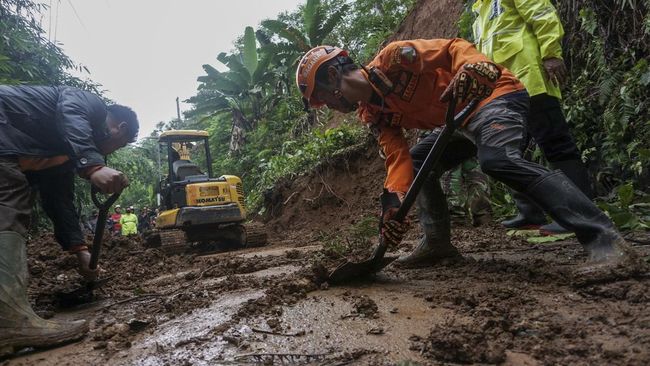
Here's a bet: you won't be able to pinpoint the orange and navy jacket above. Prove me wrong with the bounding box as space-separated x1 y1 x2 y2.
357 38 525 193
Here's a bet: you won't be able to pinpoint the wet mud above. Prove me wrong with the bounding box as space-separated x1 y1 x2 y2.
5 223 650 365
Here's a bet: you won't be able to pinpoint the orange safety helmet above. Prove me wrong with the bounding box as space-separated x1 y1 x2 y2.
296 45 348 108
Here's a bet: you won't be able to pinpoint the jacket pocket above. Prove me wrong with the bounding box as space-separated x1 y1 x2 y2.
492 30 524 63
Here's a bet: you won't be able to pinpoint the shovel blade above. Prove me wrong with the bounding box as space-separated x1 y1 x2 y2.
328 255 398 284
55 277 111 307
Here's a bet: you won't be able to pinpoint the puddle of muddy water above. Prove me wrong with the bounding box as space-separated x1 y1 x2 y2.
117 289 264 365
239 284 471 363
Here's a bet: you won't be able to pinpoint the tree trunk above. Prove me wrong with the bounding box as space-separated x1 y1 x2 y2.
229 109 248 154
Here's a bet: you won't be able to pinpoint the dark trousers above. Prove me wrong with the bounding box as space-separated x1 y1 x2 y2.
0 158 83 250
411 91 549 194
527 94 581 163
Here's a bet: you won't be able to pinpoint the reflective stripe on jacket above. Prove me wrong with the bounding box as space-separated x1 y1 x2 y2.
357 38 524 193
472 0 563 98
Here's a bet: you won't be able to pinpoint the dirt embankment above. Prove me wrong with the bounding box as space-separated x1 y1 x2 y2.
263 138 385 241
387 0 464 42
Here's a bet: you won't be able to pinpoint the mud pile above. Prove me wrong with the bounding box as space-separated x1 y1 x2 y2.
397 228 650 365
263 138 385 241
26 232 194 313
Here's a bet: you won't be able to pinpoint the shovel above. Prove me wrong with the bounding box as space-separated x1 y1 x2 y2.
328 98 479 283
57 186 120 306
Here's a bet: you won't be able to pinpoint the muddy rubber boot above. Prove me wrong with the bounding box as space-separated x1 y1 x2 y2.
540 159 595 236
525 172 647 285
395 176 461 269
0 231 88 357
500 192 547 229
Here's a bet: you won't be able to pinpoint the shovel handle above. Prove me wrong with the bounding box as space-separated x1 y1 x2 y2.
91 185 121 210
370 98 480 263
89 186 121 270
393 98 480 222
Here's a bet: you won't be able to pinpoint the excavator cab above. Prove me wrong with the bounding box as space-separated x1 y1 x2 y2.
148 130 267 254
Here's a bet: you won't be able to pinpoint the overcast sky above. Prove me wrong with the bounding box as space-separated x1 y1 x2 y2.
39 0 304 138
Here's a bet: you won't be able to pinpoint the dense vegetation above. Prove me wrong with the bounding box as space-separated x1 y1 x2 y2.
1 0 648 229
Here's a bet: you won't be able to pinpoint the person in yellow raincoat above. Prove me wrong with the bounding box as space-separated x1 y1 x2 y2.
472 0 593 235
120 206 138 236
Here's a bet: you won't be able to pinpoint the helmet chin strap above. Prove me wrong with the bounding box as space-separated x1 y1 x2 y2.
333 89 357 111
333 70 357 111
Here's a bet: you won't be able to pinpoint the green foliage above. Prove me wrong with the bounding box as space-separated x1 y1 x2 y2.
262 0 350 53
457 1 476 41
596 182 650 230
317 214 378 257
244 120 365 209
337 0 417 63
242 26 259 77
559 1 650 194
0 0 100 91
256 123 364 189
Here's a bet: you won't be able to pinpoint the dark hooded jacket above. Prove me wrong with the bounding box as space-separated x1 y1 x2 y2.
0 85 107 170
0 85 109 250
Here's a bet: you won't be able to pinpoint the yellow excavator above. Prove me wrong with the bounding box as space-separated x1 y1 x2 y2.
145 130 267 254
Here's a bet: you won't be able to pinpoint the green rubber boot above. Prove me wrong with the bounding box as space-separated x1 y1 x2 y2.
0 231 88 357
395 175 461 268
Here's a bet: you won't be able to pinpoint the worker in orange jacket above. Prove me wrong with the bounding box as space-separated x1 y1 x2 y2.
296 39 642 279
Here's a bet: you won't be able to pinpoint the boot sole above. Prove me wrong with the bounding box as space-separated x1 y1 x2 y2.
503 224 543 230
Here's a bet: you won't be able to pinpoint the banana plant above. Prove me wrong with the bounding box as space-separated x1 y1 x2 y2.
261 0 349 67
188 26 281 153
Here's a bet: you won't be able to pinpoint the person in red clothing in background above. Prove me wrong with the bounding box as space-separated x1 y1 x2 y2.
109 204 123 236
295 38 643 279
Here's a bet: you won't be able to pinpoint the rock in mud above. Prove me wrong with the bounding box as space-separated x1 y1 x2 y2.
416 322 509 364
352 295 378 318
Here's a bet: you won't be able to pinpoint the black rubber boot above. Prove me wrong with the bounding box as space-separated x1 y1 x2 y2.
500 191 547 229
540 159 594 235
395 175 461 268
525 171 646 285
0 231 88 357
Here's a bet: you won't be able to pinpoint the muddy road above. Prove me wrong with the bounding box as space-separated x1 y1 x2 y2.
4 225 649 366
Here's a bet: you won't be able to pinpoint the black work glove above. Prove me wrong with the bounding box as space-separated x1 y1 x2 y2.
379 190 411 248
440 61 501 103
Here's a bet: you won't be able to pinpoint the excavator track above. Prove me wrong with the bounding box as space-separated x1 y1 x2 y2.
144 229 189 255
159 229 189 255
145 223 267 255
243 223 268 248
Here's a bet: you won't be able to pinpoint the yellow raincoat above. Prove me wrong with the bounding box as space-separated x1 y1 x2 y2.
472 0 564 98
120 213 138 236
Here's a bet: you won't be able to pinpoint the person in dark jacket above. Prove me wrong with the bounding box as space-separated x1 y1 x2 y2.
138 206 152 233
0 85 137 356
